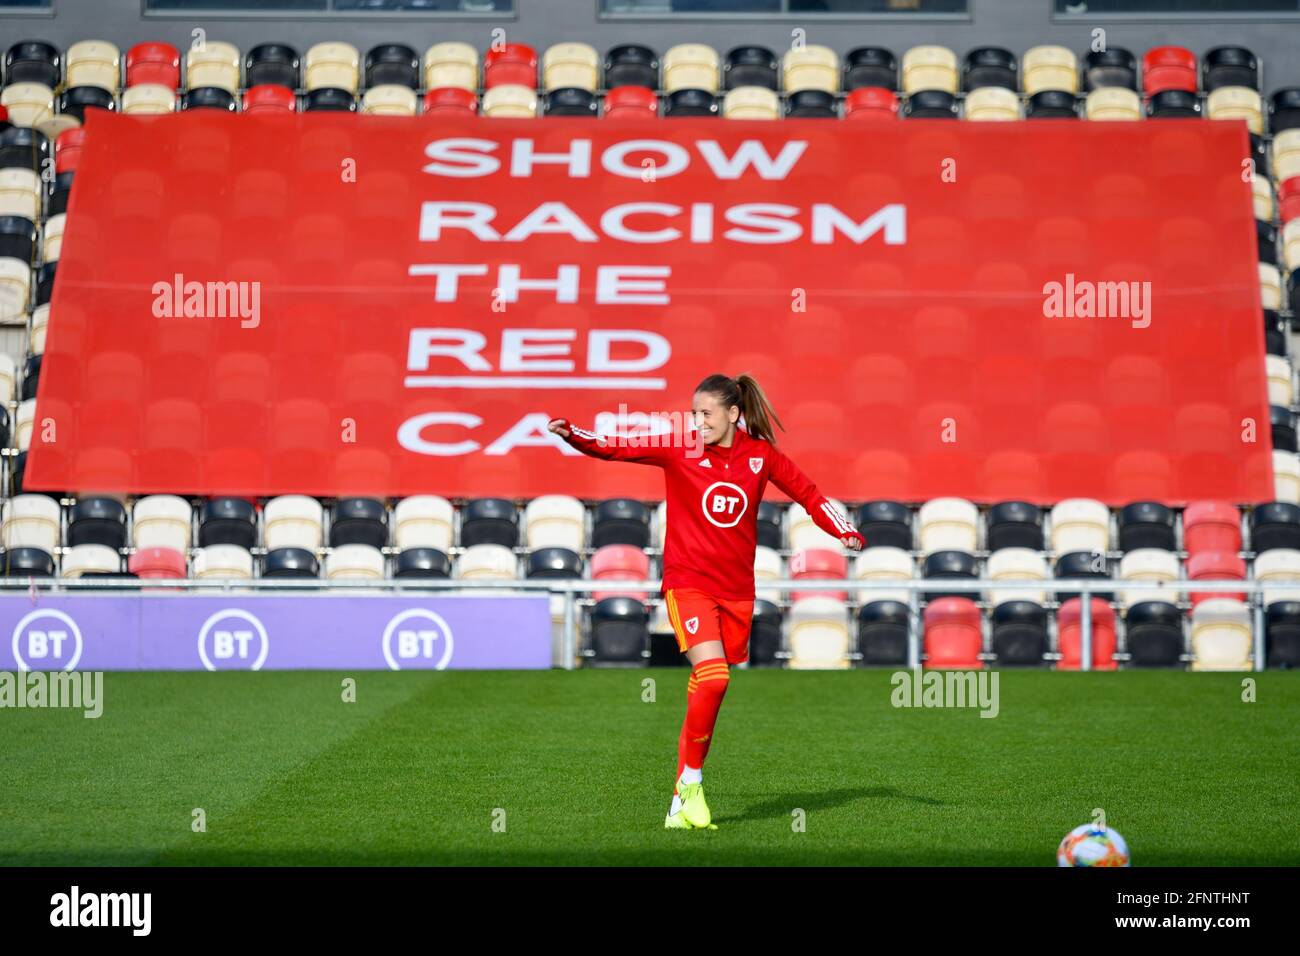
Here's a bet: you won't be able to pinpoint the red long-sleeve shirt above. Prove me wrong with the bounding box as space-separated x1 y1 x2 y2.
560 422 864 601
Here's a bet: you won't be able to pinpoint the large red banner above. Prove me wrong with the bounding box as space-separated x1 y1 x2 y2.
28 110 1269 504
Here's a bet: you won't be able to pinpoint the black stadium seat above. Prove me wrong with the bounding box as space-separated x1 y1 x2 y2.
1269 88 1300 133
20 353 40 401
304 87 356 112
263 547 319 578
604 44 658 90
1119 502 1176 552
750 599 783 666
461 498 518 548
1083 47 1137 91
1026 90 1078 118
1251 502 1300 553
592 498 650 550
0 215 37 263
906 90 958 119
330 498 388 548
2 546 56 577
987 501 1043 551
365 43 419 89
59 85 115 121
1258 220 1278 265
1055 551 1113 601
6 40 61 88
756 501 783 551
527 546 582 579
843 46 897 91
545 88 598 117
990 601 1048 666
723 45 778 90
183 87 237 112
1271 405 1297 453
1125 602 1184 667
35 261 56 306
856 501 912 550
786 89 836 118
1148 89 1201 119
962 46 1017 91
67 497 127 550
49 171 74 216
394 547 451 578
1265 601 1300 668
857 600 909 665
0 126 47 172
589 596 646 664
664 88 717 117
246 43 301 89
923 550 978 600
1203 46 1259 91
199 497 257 550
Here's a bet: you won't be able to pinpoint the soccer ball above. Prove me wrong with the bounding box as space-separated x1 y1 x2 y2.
1056 824 1131 867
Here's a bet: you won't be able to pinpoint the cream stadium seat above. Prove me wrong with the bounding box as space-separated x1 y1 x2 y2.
787 597 851 669
918 497 979 555
0 257 32 320
1260 262 1282 310
1253 176 1274 222
543 42 599 92
663 43 719 93
1022 45 1078 95
482 84 538 118
1273 129 1300 182
15 398 36 450
723 86 779 119
122 84 176 114
783 44 838 94
789 496 849 551
456 543 518 581
193 544 254 580
1274 451 1300 504
964 86 1020 121
1284 220 1300 274
186 40 241 94
305 42 361 94
29 304 48 354
1085 87 1142 121
902 45 958 95
325 544 386 580
1 83 55 128
132 494 192 552
424 41 478 91
654 501 668 549
524 494 586 551
1190 598 1252 670
264 495 324 551
755 545 783 603
1118 548 1180 609
1267 355 1294 408
1252 548 1300 604
0 353 14 404
1050 498 1111 554
986 547 1049 606
362 85 417 116
1207 86 1263 134
0 167 42 221
394 496 454 552
852 546 913 605
2 494 60 552
67 40 122 93
62 543 122 578
42 213 66 263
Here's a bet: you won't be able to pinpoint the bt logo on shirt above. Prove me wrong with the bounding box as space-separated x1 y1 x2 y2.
702 481 749 529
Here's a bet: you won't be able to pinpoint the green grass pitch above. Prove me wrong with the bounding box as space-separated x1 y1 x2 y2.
2 669 1297 866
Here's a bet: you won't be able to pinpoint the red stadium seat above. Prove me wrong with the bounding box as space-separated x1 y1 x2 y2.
923 597 983 669
126 42 180 89
423 87 478 115
243 84 297 114
54 128 85 174
127 546 187 579
591 543 650 602
1056 598 1118 670
603 85 658 120
1186 550 1246 606
1142 46 1198 95
790 547 848 602
1280 176 1300 225
1183 501 1242 556
483 43 538 90
844 86 899 120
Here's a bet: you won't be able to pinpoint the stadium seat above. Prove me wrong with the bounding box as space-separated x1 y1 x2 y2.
857 600 909 665
424 42 478 92
784 44 838 94
1085 87 1142 121
1084 47 1138 91
855 501 911 550
663 43 718 93
723 45 777 91
1265 600 1300 667
1 82 55 130
246 43 300 89
590 499 649 549
1204 46 1258 91
263 495 323 551
754 545 782 603
394 547 451 579
330 498 387 549
603 85 658 120
905 89 958 119
362 86 417 116
1119 501 1176 551
1026 89 1081 117
543 42 598 92
365 43 419 90
1056 597 1118 670
192 544 253 580
750 599 783 666
923 597 982 669
1252 548 1300 604
1273 452 1300 503
1186 550 1247 606
545 88 598 117
590 596 646 665
1184 500 1242 555
852 546 913 606
325 544 385 581
423 87 477 116
1272 88 1300 133
1022 45 1077 95
843 87 899 121
305 42 360 93
122 84 175 114
484 42 537 90
723 86 779 120
132 494 191 552
843 46 897 90
986 600 1048 667
923 550 978 601
663 88 718 117
456 543 517 581
66 40 119 93
902 45 958 95
197 497 256 550
964 86 1019 121
751 501 779 550
1050 498 1110 554
1267 355 1294 407
244 84 296 113
1119 548 1180 609
1055 551 1113 601
604 43 658 90
186 41 241 94
2 493 59 552
460 498 517 548
653 501 668 548
1250 501 1300 552
2 544 55 577
523 494 585 551
1125 601 1185 667
788 596 851 669
591 544 649 602
986 547 1049 607
482 84 537 118
183 87 237 112
963 46 1016 92
68 496 126 549
125 42 179 89
1190 598 1252 670
790 547 848 603
128 546 186 580
918 498 978 554
6 40 60 88
61 543 122 578
262 547 318 579
788 496 849 551
1208 86 1264 134
786 89 836 118
1143 46 1198 96
986 501 1043 551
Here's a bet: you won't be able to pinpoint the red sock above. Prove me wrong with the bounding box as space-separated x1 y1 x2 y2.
673 658 730 791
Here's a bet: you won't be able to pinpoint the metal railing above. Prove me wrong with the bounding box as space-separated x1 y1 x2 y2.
0 575 1280 670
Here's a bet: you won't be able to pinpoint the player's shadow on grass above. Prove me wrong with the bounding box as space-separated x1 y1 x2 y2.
728 786 944 823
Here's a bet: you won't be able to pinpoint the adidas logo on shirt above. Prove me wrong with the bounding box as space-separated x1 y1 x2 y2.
698 459 712 468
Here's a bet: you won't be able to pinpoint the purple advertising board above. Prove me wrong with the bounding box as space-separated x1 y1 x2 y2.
0 595 552 671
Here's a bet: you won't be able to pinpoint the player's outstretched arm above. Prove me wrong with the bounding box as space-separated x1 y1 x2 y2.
768 445 866 550
548 418 669 467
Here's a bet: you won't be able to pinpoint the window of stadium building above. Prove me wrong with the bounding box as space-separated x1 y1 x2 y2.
1054 0 1300 14
601 1 967 14
146 1 513 12
0 0 51 8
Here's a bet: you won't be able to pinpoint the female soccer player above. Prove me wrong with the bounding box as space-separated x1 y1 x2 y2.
548 373 865 831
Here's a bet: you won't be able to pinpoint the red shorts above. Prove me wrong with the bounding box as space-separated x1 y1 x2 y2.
664 587 755 665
